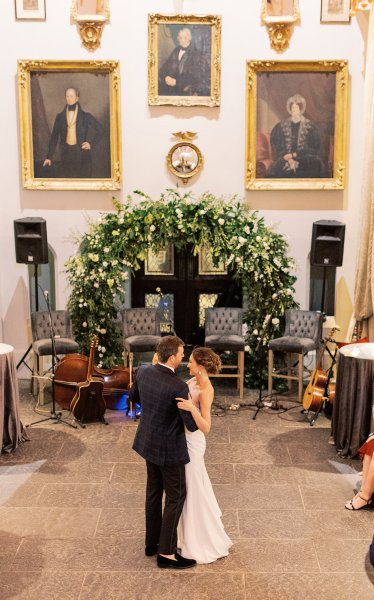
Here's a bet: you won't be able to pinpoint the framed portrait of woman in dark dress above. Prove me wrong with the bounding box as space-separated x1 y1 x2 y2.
245 60 348 190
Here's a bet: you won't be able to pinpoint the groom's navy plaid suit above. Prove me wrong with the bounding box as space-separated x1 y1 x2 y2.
131 363 198 554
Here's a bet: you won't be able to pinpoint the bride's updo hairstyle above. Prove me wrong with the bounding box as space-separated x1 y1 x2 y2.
192 347 221 374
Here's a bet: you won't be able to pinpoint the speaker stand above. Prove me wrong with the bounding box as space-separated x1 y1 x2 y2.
17 264 39 372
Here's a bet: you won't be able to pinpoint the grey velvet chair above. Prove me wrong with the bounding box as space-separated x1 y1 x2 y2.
268 309 324 402
121 307 162 389
31 310 79 405
204 307 245 399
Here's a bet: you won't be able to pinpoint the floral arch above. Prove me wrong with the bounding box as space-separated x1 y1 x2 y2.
66 190 297 387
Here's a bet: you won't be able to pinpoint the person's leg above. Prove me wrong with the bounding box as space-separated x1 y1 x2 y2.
158 464 186 557
345 452 374 510
360 453 374 499
145 461 164 546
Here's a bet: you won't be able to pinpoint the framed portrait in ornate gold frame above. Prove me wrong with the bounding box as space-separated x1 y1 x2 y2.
148 14 221 107
18 59 121 191
245 60 348 191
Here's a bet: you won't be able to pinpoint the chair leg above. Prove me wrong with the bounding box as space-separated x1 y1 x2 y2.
129 352 134 387
298 353 304 402
38 355 45 406
268 349 273 396
123 350 128 367
238 351 244 400
32 351 38 396
286 354 293 391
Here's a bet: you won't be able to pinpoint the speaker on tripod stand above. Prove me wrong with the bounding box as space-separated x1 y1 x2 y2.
14 217 48 370
309 220 345 315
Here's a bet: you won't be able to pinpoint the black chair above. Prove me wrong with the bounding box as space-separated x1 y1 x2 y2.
204 307 245 399
31 310 79 405
268 309 324 402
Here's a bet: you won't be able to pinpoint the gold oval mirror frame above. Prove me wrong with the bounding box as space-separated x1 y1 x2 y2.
166 142 203 184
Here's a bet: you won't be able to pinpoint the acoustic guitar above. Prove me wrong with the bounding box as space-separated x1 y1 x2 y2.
302 327 338 412
70 335 106 424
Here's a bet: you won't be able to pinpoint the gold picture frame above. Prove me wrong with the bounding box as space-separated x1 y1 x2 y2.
245 60 348 191
18 59 121 191
15 0 46 21
148 14 221 107
261 1 300 52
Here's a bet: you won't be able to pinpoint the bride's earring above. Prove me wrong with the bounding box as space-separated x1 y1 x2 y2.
198 370 202 375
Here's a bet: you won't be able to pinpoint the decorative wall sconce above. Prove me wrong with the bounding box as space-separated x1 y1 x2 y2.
166 132 203 185
350 0 373 14
71 0 110 51
261 0 300 53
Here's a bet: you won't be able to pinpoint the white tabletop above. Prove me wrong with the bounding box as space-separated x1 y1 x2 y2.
339 342 374 360
0 343 14 355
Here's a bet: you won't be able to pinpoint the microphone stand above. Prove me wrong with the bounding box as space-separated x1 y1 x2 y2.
251 319 270 421
27 291 77 429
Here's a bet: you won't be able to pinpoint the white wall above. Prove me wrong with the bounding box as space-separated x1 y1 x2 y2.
0 0 368 366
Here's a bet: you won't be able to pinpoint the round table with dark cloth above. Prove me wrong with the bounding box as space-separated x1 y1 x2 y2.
0 343 29 453
332 343 374 458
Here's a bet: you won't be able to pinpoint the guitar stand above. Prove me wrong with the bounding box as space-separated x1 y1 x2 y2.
27 376 78 430
308 345 337 427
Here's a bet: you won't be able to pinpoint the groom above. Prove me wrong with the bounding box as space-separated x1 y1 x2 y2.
130 335 198 569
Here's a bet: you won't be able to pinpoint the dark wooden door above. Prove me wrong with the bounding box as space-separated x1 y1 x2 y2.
131 245 241 346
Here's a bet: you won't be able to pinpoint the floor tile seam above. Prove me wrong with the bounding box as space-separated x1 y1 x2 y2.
77 571 90 600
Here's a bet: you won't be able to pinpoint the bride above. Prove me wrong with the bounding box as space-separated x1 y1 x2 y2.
176 347 232 564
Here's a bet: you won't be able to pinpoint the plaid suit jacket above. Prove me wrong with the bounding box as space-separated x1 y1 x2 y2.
131 363 198 466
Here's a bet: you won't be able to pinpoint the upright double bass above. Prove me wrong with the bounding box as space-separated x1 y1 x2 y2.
54 342 131 411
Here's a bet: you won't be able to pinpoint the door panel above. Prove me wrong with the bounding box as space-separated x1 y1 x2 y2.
132 245 242 345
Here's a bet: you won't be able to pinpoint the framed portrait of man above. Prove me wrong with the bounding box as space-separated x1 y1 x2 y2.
148 14 221 107
245 60 348 190
18 60 121 191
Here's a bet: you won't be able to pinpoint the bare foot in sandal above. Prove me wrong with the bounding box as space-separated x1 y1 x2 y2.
345 492 372 511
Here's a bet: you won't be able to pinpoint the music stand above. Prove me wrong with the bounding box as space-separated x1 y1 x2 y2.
27 292 77 429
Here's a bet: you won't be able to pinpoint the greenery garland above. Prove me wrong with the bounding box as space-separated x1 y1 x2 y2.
65 190 297 388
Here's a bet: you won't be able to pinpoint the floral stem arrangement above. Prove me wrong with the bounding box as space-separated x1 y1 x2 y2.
65 190 297 388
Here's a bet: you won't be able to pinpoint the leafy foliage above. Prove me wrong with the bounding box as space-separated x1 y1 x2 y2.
65 190 297 386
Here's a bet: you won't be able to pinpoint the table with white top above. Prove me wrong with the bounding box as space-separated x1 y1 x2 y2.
0 343 28 453
332 342 374 458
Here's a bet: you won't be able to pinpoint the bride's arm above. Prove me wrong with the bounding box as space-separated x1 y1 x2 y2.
176 389 213 434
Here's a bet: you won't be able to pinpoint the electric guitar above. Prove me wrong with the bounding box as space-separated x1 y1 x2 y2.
70 335 106 424
302 327 338 412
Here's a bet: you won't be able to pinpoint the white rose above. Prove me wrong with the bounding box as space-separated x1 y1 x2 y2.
272 318 280 325
218 218 225 226
253 329 258 336
150 224 156 232
82 322 88 328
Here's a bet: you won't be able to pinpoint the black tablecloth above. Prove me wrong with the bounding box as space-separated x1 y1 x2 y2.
0 344 28 453
332 343 374 458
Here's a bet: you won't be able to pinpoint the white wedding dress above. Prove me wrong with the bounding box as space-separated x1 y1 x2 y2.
178 379 232 564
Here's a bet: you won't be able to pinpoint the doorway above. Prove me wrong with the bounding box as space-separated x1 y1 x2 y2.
132 244 242 346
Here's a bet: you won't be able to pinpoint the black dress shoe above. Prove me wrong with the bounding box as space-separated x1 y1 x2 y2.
157 554 196 569
145 544 159 557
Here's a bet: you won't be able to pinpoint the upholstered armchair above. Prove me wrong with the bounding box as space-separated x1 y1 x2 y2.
268 309 324 402
31 310 79 405
204 307 245 399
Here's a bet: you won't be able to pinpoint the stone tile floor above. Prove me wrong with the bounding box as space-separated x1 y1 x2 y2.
0 380 373 599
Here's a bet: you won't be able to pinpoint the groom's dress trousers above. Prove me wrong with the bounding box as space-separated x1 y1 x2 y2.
131 364 198 554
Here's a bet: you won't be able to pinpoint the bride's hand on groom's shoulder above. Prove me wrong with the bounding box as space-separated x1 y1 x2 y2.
176 397 195 412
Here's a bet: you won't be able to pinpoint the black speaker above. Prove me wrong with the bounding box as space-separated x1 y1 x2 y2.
14 217 48 264
310 220 345 267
